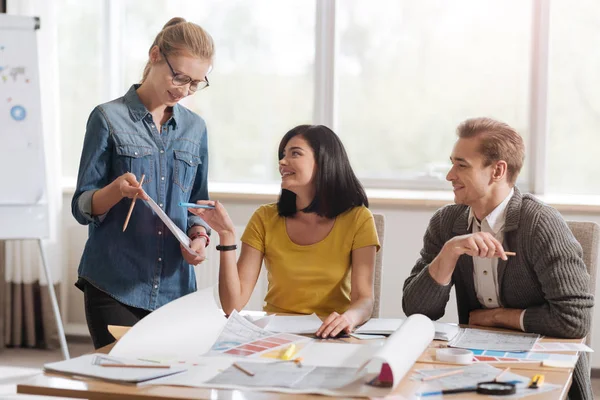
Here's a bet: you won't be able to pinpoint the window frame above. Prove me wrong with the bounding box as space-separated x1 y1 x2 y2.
96 0 550 194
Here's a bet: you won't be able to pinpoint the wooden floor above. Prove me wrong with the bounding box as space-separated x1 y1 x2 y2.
1 339 599 398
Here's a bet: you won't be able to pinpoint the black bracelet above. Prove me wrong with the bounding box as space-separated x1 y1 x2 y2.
216 244 237 251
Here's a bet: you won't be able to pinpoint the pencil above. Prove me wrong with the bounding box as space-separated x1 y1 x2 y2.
233 362 255 377
100 364 170 369
122 174 145 232
421 369 464 382
494 367 511 382
457 247 516 257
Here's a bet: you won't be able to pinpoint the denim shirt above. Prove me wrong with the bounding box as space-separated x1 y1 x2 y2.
72 84 210 311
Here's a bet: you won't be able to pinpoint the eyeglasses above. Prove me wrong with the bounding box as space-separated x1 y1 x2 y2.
160 50 209 92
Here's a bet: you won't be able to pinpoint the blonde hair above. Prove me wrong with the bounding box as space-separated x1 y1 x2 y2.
456 117 525 185
141 17 215 83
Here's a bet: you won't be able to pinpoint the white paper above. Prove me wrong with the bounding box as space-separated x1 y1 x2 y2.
143 194 194 255
413 364 560 399
43 354 187 383
254 313 323 334
449 328 539 352
152 315 436 397
359 314 435 391
532 342 593 352
110 287 226 359
355 318 459 341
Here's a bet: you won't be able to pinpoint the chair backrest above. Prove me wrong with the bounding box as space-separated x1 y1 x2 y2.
372 214 385 318
566 221 600 350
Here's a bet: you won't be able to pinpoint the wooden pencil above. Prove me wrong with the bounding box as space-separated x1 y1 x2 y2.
233 362 255 377
421 369 464 382
122 174 145 232
457 246 516 257
494 367 511 382
100 364 170 369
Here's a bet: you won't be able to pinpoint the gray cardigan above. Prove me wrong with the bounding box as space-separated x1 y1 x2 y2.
402 187 594 400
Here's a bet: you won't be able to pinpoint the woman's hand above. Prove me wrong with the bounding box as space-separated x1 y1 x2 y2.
118 172 148 200
315 312 357 338
188 200 235 236
181 238 207 265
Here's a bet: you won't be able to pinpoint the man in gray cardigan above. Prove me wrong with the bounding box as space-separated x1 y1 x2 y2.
402 117 593 400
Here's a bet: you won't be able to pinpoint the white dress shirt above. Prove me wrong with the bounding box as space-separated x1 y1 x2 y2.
468 188 525 331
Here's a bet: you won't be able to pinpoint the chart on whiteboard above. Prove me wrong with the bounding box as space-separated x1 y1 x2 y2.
0 26 46 205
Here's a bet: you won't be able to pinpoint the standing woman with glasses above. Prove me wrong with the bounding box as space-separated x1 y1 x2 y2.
72 17 214 349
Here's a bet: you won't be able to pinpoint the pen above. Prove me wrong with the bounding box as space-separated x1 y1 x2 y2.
280 344 297 360
179 202 215 209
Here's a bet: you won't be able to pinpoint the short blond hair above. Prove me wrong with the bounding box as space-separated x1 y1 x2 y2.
142 17 214 83
457 117 525 185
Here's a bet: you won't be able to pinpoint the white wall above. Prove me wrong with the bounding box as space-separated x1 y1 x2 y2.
60 192 600 365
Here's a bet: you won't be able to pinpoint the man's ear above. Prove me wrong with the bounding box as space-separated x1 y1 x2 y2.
493 160 508 182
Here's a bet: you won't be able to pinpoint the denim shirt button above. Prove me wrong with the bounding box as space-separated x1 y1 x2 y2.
158 257 162 262
154 285 158 289
159 203 164 208
161 176 165 181
158 231 162 235
160 150 164 154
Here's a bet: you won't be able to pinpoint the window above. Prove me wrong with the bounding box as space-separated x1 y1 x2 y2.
337 0 532 188
547 0 600 195
57 1 600 196
57 0 104 180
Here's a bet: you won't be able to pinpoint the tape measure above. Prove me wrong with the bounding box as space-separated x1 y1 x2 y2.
435 348 474 364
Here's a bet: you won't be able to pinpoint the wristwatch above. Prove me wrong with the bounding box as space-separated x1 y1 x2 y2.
216 244 237 251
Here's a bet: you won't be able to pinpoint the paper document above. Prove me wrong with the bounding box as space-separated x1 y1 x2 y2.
44 354 186 383
143 194 194 255
355 318 459 341
208 362 361 390
207 311 311 358
413 364 560 399
153 314 436 397
449 328 539 351
469 349 579 366
253 313 323 334
110 287 226 360
532 342 593 352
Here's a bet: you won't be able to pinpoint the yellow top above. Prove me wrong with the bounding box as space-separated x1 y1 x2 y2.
241 203 380 316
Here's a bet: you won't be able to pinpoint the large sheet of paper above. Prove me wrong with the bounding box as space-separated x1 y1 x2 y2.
43 354 187 383
449 328 539 352
355 318 459 341
252 313 323 334
110 287 226 360
143 194 194 255
412 364 560 399
152 314 435 397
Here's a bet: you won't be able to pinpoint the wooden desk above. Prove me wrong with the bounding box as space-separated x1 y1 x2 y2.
17 328 579 400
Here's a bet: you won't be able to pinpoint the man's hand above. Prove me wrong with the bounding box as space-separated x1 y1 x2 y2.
181 238 207 265
469 308 523 331
469 309 499 327
446 232 507 260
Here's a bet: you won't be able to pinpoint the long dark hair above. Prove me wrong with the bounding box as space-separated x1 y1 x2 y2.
277 125 368 219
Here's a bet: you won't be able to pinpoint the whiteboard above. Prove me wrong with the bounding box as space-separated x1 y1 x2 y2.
0 15 49 239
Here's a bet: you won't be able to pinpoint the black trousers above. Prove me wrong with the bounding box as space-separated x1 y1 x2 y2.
83 281 150 349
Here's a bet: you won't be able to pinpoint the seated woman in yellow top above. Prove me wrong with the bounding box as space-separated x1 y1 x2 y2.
189 125 380 338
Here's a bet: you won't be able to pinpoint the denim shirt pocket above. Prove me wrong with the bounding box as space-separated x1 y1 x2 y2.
115 144 155 184
173 149 202 192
